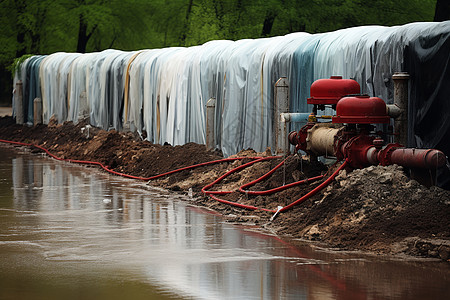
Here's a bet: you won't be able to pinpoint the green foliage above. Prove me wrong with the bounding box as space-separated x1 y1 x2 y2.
0 0 439 69
9 54 34 77
0 0 438 103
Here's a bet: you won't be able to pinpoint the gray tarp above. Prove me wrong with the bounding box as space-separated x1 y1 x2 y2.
12 21 450 187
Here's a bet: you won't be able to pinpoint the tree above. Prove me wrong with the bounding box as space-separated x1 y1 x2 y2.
76 3 98 53
0 0 441 104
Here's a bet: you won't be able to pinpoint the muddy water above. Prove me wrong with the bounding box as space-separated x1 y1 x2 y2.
0 146 449 300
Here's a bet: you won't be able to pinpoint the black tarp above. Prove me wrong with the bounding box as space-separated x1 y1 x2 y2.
405 27 450 189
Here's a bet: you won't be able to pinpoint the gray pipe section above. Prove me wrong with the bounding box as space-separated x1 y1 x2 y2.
274 77 290 155
386 104 401 119
14 81 24 124
392 72 410 146
206 98 216 150
33 98 42 126
280 112 310 123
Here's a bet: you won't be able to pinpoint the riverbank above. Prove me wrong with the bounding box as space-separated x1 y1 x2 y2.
0 115 449 261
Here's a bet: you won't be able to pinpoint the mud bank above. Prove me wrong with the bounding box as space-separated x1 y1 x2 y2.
0 116 449 261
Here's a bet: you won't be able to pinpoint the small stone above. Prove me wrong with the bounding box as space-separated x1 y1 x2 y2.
379 173 393 184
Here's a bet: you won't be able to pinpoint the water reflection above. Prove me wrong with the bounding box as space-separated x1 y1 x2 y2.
1 146 449 300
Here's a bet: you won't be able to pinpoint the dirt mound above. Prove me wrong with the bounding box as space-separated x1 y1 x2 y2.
0 116 223 178
272 165 450 259
1 116 449 261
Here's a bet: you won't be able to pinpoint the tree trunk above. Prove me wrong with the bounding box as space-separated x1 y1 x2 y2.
179 0 194 46
77 14 89 53
434 0 450 21
76 13 98 53
261 11 277 37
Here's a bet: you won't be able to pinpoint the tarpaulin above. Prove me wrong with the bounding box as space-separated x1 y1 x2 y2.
11 21 450 187
404 22 450 188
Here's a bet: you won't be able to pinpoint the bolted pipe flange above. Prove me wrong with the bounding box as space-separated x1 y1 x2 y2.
288 131 299 146
341 135 375 168
377 143 402 166
392 72 410 146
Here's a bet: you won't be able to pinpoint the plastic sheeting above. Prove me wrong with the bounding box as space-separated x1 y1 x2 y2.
404 22 450 188
12 22 450 184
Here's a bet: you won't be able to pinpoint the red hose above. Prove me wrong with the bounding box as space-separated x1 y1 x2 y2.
278 159 348 213
0 138 347 215
240 175 324 195
202 154 347 213
201 157 279 195
201 156 281 213
142 157 261 181
0 139 261 181
238 158 324 195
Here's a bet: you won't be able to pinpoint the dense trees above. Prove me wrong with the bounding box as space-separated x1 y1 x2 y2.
0 0 441 103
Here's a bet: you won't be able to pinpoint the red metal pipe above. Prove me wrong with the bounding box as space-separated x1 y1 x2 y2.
388 148 446 169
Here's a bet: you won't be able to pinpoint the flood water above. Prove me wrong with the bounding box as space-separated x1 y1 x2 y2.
0 145 449 300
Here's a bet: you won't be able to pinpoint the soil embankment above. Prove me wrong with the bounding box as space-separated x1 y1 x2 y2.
0 116 449 261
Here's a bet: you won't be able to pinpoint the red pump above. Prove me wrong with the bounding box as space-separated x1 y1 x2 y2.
332 95 390 124
289 78 446 170
308 76 361 105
